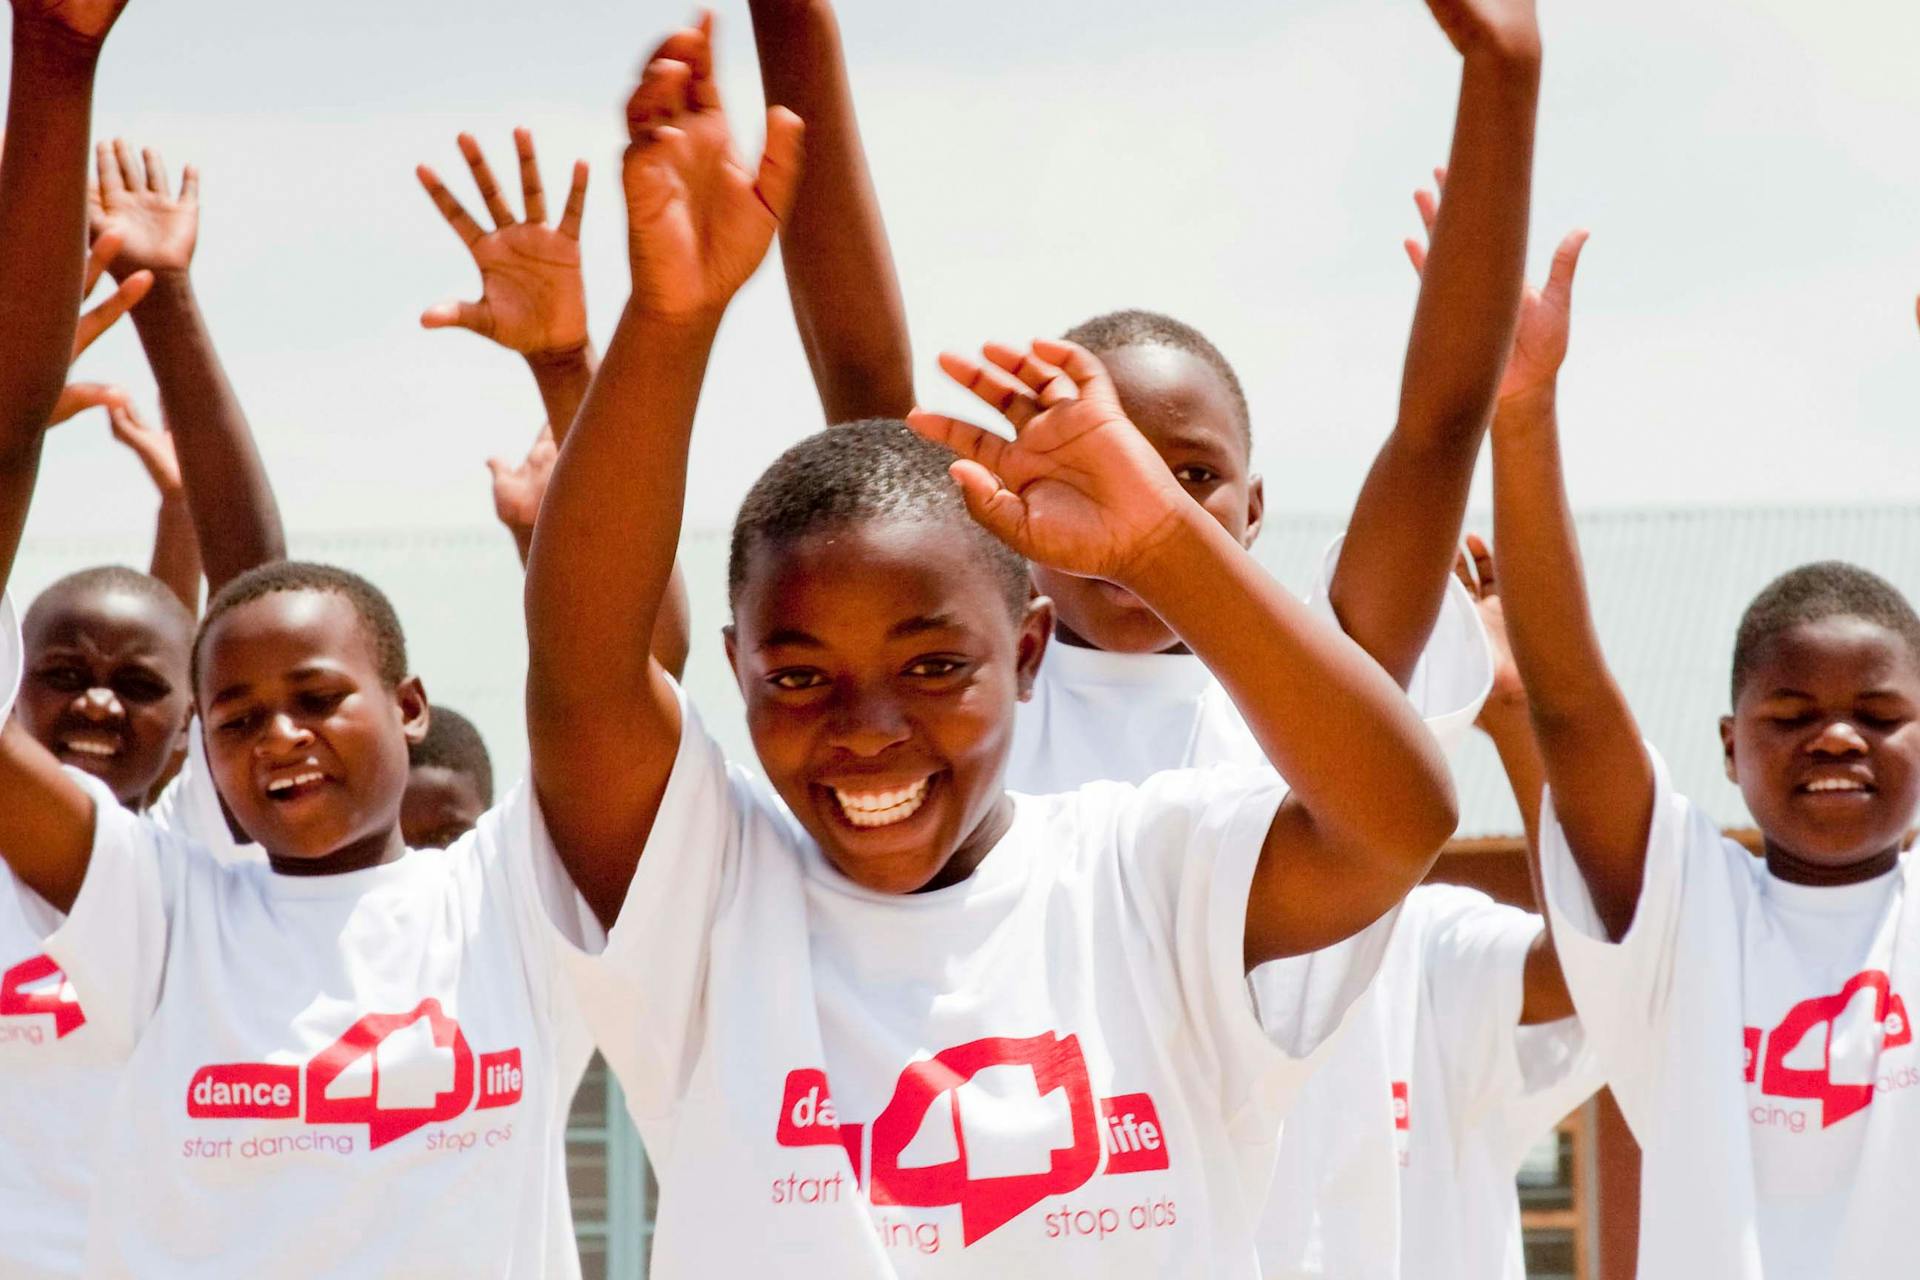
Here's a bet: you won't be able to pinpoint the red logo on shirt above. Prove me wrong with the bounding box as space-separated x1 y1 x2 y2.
775 1032 1170 1247
1751 970 1913 1129
0 954 85 1038
184 1000 525 1149
1391 1080 1410 1131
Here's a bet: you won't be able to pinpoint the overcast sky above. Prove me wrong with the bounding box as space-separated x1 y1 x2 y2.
10 0 1920 555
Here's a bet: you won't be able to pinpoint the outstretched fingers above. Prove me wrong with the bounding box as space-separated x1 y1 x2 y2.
417 165 486 247
1465 532 1497 597
514 128 547 224
48 383 128 428
112 138 143 192
83 230 124 294
1028 339 1108 399
905 410 1026 545
627 59 695 142
141 147 170 195
420 298 491 337
96 140 124 196
939 350 1040 427
458 133 518 227
557 161 589 239
984 342 1076 409
72 270 153 358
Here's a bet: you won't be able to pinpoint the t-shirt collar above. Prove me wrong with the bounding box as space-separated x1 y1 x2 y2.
1041 637 1214 697
1761 855 1907 917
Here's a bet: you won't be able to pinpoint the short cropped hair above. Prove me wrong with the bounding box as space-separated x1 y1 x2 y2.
25 565 194 643
728 419 1030 621
1062 308 1251 446
195 561 408 690
1731 561 1920 701
409 705 494 806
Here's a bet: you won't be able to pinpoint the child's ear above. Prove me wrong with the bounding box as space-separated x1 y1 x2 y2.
1241 473 1265 550
397 676 432 748
1719 715 1738 783
723 625 741 687
1015 598 1054 701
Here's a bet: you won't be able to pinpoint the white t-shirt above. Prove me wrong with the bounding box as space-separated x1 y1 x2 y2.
44 769 597 1277
1007 537 1493 794
1541 746 1919 1279
1 592 121 1279
548 692 1398 1278
147 720 262 864
1254 885 1600 1280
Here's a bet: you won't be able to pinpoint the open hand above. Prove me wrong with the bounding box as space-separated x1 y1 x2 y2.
105 399 183 497
89 140 198 279
487 421 557 539
9 0 129 44
417 130 590 357
49 231 149 426
1406 172 1586 403
906 339 1190 582
621 13 804 318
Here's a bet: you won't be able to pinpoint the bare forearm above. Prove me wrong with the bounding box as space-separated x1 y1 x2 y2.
0 27 101 447
1480 701 1545 859
149 492 203 614
129 274 284 592
526 305 716 728
1328 47 1539 685
526 342 597 446
1491 385 1652 936
749 0 912 422
1131 510 1455 861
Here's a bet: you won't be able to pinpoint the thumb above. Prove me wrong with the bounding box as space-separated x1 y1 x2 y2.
948 459 1027 549
485 456 516 482
754 107 806 224
1542 230 1589 308
422 299 489 335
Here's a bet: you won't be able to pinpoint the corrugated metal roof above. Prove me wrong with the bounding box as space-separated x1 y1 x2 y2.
16 503 1920 840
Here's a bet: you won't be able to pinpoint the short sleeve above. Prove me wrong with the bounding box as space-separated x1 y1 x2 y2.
0 592 21 722
1304 536 1494 755
1116 767 1394 1131
147 720 262 864
1538 745 1722 1122
542 687 756 1131
42 770 182 1052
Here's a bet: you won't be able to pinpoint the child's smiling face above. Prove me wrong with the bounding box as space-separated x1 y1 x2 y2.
1723 614 1920 879
727 516 1051 895
20 585 192 807
1031 343 1261 654
198 590 426 870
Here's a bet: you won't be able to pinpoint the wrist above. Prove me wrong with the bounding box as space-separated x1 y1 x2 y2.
129 269 196 311
1494 381 1557 427
1112 498 1228 600
9 21 106 79
524 340 593 377
1461 26 1544 74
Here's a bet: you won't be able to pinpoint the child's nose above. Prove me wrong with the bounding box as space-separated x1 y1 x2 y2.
1808 719 1871 756
74 686 124 720
826 687 910 757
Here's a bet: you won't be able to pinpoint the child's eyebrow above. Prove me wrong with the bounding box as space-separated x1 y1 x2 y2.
757 628 824 651
887 613 962 640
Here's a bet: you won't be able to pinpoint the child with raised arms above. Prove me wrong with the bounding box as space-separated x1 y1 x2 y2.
0 12 598 1273
1493 223 1920 1272
524 22 1456 1276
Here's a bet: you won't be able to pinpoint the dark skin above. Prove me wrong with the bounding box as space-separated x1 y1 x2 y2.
725 520 1050 893
18 584 191 808
401 764 489 851
198 592 428 877
1031 344 1261 654
529 34 1454 960
1720 617 1920 886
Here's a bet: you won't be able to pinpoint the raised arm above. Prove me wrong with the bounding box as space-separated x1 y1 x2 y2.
91 141 285 593
1456 534 1572 1022
911 340 1455 968
1328 0 1539 686
526 23 801 926
1489 233 1653 942
0 0 136 913
748 0 912 422
108 400 202 613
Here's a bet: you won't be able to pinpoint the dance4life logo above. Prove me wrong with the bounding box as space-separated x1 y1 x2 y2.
0 954 86 1038
1745 970 1912 1129
774 1032 1170 1247
185 999 524 1149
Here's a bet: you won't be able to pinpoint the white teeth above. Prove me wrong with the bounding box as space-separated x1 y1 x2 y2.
831 778 931 828
1805 778 1867 793
267 770 325 795
63 740 117 758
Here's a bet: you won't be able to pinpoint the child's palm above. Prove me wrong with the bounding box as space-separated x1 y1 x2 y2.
89 142 197 276
463 227 586 354
12 0 128 40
